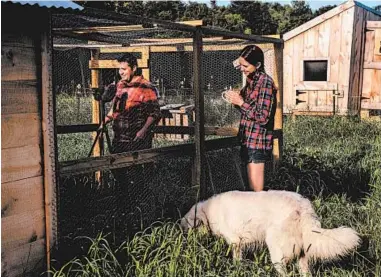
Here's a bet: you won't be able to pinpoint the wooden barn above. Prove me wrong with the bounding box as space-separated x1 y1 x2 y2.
283 0 381 116
1 2 83 276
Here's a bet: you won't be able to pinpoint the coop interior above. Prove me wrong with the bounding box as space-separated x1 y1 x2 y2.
50 7 281 261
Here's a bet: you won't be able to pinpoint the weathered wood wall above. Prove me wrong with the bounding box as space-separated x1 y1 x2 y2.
1 6 47 277
360 20 381 111
283 4 356 114
348 9 381 113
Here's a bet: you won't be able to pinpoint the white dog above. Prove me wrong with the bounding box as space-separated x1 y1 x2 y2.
181 190 360 276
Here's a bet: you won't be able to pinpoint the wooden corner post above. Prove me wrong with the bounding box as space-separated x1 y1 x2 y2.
273 43 284 168
192 27 206 200
90 49 102 181
41 10 57 274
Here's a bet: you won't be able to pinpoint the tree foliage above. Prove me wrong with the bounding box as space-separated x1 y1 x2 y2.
74 1 339 35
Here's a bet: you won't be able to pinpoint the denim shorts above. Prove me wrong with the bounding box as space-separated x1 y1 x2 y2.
240 146 272 164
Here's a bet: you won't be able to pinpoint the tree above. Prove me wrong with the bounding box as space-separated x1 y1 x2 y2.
313 5 337 17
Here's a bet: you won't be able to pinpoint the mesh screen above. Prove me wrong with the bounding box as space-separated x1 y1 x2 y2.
52 9 278 262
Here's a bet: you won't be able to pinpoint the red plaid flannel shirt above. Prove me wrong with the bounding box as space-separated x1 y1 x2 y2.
111 76 161 141
238 71 277 150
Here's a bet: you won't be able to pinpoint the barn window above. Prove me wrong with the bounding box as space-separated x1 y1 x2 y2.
303 60 328 81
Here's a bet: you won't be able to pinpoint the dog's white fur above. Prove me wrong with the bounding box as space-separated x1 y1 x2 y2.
181 190 360 276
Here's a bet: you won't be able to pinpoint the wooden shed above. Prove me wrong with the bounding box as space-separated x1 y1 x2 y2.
283 0 381 115
1 2 83 276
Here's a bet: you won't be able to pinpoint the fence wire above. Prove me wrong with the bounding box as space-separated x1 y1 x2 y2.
52 10 278 264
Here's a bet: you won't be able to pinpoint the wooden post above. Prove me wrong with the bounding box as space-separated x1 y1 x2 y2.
273 43 284 168
90 49 101 157
41 10 57 274
192 27 206 199
90 50 102 181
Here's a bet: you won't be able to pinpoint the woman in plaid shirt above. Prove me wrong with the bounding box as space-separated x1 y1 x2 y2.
224 45 277 192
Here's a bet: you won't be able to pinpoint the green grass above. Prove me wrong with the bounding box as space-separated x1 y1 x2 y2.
51 115 381 276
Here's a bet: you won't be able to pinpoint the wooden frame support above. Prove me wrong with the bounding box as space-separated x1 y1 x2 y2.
273 43 284 167
41 10 57 274
192 27 206 200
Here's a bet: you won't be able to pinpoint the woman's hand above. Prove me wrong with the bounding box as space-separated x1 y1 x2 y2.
224 90 244 106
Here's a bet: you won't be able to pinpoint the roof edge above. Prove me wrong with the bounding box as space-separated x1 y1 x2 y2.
354 1 381 17
283 0 355 41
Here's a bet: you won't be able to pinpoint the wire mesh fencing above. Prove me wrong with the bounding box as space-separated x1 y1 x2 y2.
52 9 280 265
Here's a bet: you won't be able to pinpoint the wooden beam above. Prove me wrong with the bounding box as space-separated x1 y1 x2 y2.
41 11 58 272
192 27 206 199
54 24 148 33
294 82 338 91
367 21 381 29
59 136 240 176
200 26 283 44
273 43 283 166
82 7 197 33
89 59 148 69
177 20 204 26
57 123 238 136
283 1 356 41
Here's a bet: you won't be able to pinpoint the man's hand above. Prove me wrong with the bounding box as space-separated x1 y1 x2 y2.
134 127 148 141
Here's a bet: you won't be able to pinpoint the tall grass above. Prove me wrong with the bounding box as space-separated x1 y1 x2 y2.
51 116 381 276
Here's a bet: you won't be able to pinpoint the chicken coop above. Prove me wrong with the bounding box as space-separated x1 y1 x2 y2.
283 0 381 116
1 1 283 276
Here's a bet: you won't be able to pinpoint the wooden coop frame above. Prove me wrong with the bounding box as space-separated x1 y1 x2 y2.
2 3 283 276
56 8 284 263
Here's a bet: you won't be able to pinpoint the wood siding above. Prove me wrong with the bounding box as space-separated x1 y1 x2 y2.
1 7 46 277
349 8 381 113
361 18 381 110
283 6 356 114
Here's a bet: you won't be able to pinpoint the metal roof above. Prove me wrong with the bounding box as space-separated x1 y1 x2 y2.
3 0 83 10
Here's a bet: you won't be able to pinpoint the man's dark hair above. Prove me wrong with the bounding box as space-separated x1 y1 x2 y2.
240 45 265 72
117 53 138 68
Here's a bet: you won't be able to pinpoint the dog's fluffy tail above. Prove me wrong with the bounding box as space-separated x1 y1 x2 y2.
300 200 361 261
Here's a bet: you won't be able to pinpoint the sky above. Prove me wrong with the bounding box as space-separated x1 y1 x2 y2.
209 0 380 10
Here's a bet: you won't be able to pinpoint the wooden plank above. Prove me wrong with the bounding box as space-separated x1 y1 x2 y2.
1 113 40 149
295 82 338 91
293 34 305 108
317 20 330 58
338 7 355 113
367 21 381 29
1 45 37 81
304 25 316 59
89 58 148 69
1 176 44 218
361 69 373 101
201 26 282 44
328 13 342 86
1 145 42 183
348 6 365 114
375 29 381 57
2 209 45 250
1 81 39 114
59 136 240 176
283 41 293 112
1 32 36 48
1 239 45 277
364 29 376 63
41 12 57 273
193 27 206 199
273 43 283 165
368 69 381 107
283 1 356 41
364 62 381 69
